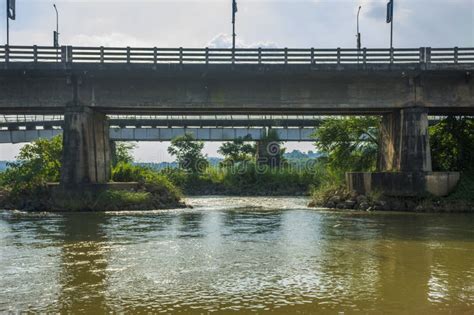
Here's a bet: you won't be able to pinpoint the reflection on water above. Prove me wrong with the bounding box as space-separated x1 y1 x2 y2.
0 197 473 314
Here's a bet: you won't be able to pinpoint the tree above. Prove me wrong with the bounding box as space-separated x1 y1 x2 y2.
218 137 255 166
111 142 136 166
430 116 474 172
2 135 63 192
313 117 379 177
168 133 208 172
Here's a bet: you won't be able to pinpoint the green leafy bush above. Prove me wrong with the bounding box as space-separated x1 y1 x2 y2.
112 162 182 202
0 136 184 211
313 117 379 177
447 173 474 201
430 116 474 172
2 135 62 201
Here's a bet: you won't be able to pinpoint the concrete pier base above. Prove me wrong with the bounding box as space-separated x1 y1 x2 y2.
378 107 432 172
60 106 112 188
347 106 460 198
346 172 460 197
256 140 281 167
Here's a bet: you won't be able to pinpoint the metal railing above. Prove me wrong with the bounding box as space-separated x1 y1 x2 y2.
1 45 473 65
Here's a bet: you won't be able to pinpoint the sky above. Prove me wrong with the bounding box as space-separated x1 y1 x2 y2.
0 0 473 161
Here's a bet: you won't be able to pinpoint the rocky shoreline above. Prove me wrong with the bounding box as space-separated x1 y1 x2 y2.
308 188 474 213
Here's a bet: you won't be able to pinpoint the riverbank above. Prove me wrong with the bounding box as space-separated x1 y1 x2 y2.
0 183 186 212
178 183 310 197
160 165 317 197
308 173 474 212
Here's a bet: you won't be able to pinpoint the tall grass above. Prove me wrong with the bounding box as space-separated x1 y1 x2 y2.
160 161 326 195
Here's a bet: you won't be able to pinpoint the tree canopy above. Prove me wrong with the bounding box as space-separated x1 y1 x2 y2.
313 117 379 177
218 137 255 166
2 135 63 193
168 133 208 172
430 116 474 172
112 142 136 166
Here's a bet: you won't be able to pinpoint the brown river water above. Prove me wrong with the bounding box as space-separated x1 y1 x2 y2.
1 196 473 314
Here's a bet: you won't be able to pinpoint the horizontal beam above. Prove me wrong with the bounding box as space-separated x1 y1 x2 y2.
0 116 452 130
0 119 322 129
0 127 317 144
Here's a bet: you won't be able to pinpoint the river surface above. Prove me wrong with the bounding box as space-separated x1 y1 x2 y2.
1 196 473 314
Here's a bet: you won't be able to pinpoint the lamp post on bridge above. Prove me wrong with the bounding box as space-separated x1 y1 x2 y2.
356 5 361 63
387 0 394 49
53 4 59 47
232 0 238 60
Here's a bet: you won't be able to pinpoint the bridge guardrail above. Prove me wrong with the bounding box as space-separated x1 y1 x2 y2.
0 46 473 65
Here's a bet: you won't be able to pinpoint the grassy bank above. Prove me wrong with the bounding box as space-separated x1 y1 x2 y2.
0 136 185 211
0 164 186 211
0 186 184 212
160 162 323 196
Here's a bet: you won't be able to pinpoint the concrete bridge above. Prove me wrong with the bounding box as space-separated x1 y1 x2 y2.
0 126 316 143
0 115 450 143
1 45 473 196
0 115 324 142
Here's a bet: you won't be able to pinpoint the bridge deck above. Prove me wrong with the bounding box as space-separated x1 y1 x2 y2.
1 46 473 116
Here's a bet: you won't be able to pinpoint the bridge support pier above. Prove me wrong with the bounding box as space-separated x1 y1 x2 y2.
347 107 459 198
256 140 281 168
378 107 432 172
60 106 112 188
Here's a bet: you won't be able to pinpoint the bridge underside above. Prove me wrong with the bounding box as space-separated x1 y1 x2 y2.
0 127 317 143
1 63 471 196
0 64 473 116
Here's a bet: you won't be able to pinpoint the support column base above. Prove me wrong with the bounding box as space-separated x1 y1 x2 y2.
346 172 460 197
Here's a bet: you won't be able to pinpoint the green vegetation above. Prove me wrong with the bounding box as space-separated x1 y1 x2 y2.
1 115 472 211
218 136 255 167
111 142 136 166
430 116 474 173
0 135 184 211
0 136 62 206
314 116 379 179
309 116 474 211
161 162 322 196
160 133 319 196
429 116 474 204
308 116 380 202
112 162 182 203
168 133 209 172
49 190 152 212
446 174 474 202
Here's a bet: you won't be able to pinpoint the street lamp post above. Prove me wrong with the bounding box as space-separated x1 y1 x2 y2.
386 0 394 49
6 0 9 46
53 4 59 47
232 0 238 61
357 6 362 63
390 0 394 49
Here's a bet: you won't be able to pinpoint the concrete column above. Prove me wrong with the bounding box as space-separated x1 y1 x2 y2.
60 106 111 187
256 140 281 168
378 107 432 172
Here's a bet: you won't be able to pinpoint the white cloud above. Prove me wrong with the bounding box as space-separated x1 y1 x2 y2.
69 33 159 47
207 33 277 49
